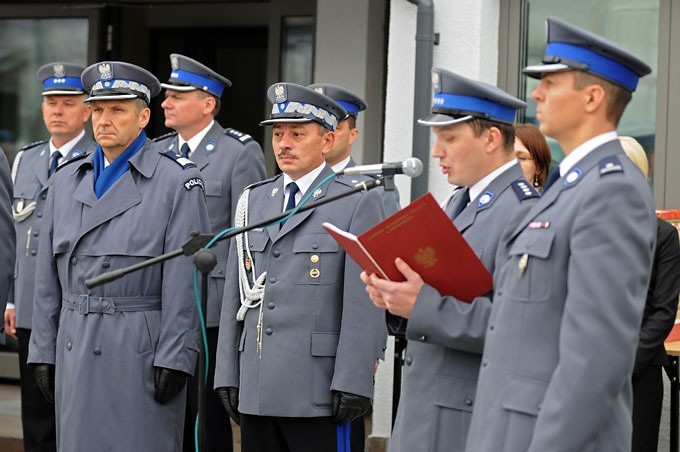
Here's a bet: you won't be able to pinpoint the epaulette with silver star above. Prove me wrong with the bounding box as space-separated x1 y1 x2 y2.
245 174 279 192
161 150 196 169
153 131 178 142
20 139 48 151
334 174 370 188
511 179 540 201
225 128 254 145
54 152 88 172
599 155 625 177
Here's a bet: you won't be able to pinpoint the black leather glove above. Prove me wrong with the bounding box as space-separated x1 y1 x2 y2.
216 386 240 425
33 363 55 404
332 390 371 424
153 367 189 404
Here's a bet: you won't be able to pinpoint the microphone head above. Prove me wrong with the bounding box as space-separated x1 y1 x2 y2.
402 157 423 178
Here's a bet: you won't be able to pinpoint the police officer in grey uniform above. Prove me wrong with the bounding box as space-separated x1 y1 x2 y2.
308 83 401 217
465 17 656 452
0 148 14 345
4 62 95 452
214 83 387 451
361 69 537 452
154 53 266 452
27 61 210 452
309 82 399 452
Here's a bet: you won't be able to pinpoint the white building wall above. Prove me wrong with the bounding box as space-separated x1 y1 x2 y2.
383 0 501 206
374 0 501 442
315 0 387 167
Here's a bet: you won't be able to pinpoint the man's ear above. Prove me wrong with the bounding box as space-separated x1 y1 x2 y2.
583 84 606 114
321 130 335 156
348 127 360 146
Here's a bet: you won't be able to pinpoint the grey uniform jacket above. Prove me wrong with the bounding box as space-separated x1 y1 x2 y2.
0 150 14 343
389 163 538 452
214 165 388 417
465 140 656 452
9 135 96 329
155 123 266 326
27 139 210 452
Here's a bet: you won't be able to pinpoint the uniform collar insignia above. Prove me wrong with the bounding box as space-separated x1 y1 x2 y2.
563 168 582 187
477 190 495 207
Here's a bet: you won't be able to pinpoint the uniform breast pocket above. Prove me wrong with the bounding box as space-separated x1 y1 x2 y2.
247 230 269 254
205 179 222 197
293 234 339 285
505 229 555 303
13 181 40 202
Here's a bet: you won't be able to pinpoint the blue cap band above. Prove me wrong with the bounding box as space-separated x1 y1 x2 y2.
43 76 84 91
545 42 640 91
336 100 360 116
432 93 517 123
170 69 224 97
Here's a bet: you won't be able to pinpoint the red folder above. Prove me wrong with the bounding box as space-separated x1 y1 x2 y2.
323 192 492 302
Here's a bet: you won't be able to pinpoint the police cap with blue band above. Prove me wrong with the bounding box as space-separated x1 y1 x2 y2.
37 62 87 96
523 17 652 92
160 54 231 98
418 68 527 127
307 83 367 119
260 82 347 131
81 61 161 105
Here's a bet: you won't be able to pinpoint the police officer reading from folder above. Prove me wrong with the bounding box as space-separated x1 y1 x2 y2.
154 53 266 452
27 61 210 452
465 18 656 452
361 69 538 452
0 149 12 351
4 62 95 452
214 83 387 452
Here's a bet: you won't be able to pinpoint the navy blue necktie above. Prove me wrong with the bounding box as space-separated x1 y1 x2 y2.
542 168 561 192
180 143 191 159
49 152 61 177
452 188 470 220
281 182 299 228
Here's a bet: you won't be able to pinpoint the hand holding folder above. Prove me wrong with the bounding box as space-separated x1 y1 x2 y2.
323 193 492 302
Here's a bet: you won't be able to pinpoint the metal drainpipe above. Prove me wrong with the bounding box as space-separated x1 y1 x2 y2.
406 0 434 201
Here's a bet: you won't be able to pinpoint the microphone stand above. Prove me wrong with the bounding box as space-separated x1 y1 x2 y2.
84 176 387 452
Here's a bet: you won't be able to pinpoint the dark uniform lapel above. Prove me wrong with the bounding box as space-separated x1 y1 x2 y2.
262 176 285 242
71 155 98 208
34 144 49 190
193 122 223 171
275 165 333 242
508 140 624 242
455 163 522 233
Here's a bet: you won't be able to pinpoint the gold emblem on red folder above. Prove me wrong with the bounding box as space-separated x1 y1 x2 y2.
414 247 437 268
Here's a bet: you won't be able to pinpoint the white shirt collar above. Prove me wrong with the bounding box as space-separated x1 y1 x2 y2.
50 129 85 159
469 159 518 204
558 131 618 176
282 161 327 211
178 120 215 157
331 155 352 173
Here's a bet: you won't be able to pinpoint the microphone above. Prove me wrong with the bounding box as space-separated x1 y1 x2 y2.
341 157 423 178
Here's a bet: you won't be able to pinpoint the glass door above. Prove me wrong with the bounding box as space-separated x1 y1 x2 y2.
522 0 659 179
0 4 100 165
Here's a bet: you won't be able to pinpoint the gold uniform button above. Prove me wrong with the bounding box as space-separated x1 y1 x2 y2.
310 268 320 278
310 254 319 263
